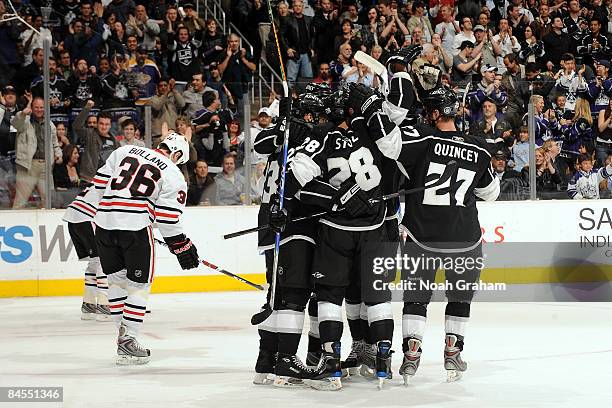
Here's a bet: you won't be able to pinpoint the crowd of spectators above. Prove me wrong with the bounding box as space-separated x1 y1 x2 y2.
1 0 612 209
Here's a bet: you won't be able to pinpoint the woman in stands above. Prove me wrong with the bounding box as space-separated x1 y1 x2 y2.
596 98 612 166
521 147 563 199
53 144 81 190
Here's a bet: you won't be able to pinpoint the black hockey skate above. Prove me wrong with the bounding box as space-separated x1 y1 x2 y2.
341 339 364 377
399 338 422 385
306 343 342 391
274 353 315 387
253 349 276 385
444 335 467 382
306 351 321 368
375 341 393 389
359 342 377 378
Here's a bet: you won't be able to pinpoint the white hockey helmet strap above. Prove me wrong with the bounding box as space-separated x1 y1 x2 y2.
160 132 190 165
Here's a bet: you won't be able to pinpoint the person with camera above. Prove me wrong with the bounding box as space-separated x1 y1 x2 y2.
192 90 234 167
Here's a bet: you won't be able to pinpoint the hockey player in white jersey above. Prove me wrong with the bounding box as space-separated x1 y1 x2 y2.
91 133 199 365
348 84 500 383
63 185 110 321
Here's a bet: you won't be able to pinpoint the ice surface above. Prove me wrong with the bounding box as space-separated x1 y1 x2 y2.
1 292 611 408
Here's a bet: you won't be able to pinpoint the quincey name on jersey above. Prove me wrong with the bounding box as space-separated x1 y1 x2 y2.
365 112 500 250
283 117 387 231
91 145 188 238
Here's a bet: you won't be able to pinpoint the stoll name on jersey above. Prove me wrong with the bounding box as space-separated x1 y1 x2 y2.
128 147 168 170
433 142 479 163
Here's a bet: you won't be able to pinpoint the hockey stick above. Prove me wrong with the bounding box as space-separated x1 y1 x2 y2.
461 82 472 135
354 50 388 95
154 238 265 291
224 161 458 240
254 0 292 325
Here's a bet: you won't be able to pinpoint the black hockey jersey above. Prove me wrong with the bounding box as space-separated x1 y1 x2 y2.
367 114 500 250
284 117 387 231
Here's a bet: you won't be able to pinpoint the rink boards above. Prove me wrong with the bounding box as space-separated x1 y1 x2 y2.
0 200 611 297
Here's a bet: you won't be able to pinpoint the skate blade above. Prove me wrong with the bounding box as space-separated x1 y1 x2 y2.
253 373 275 385
341 366 360 378
359 365 376 379
116 355 150 365
81 313 96 321
95 314 112 322
377 377 385 390
446 369 463 382
402 373 415 386
273 376 307 387
306 377 342 391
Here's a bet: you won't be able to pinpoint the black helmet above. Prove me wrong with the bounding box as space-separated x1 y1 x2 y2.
385 44 423 72
421 86 459 117
322 82 350 124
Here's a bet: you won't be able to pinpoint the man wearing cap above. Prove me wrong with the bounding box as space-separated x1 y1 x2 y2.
249 107 275 167
128 45 161 106
452 40 481 88
474 24 502 69
491 149 524 200
468 64 508 122
452 16 476 56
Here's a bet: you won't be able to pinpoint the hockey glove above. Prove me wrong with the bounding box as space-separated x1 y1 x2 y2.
279 97 292 118
332 182 373 218
268 194 290 233
164 234 199 270
347 83 384 122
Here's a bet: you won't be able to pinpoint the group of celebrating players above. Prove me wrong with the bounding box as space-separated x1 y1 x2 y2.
61 44 500 390
251 44 499 390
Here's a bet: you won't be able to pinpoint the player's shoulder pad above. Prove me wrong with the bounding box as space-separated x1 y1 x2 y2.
311 121 336 140
401 123 435 138
453 132 494 157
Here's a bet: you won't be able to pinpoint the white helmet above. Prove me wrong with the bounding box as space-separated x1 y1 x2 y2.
160 132 190 165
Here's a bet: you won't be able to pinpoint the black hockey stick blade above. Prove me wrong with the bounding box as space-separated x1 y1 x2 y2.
369 160 458 203
251 304 272 325
154 238 264 290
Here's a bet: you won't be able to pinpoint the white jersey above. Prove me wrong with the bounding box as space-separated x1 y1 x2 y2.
91 145 187 238
63 184 99 223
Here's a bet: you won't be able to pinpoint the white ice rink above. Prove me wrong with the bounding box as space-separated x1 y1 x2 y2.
1 292 611 408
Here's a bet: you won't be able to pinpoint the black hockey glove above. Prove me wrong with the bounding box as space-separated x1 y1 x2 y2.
332 182 372 218
279 96 292 118
347 83 384 122
268 194 290 233
164 234 199 270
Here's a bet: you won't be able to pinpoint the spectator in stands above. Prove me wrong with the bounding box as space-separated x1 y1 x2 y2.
283 0 315 88
507 4 529 43
31 57 70 127
525 94 557 145
68 58 102 114
107 20 129 58
201 18 226 69
596 98 612 166
118 118 144 147
182 2 206 36
452 16 476 56
53 144 81 189
407 2 434 42
249 106 275 166
452 40 480 89
562 97 595 162
14 48 43 96
568 153 612 199
473 98 513 153
334 19 363 57
531 3 552 40
379 13 409 51
63 19 102 67
330 43 353 87
73 100 119 182
192 90 233 166
313 62 333 87
107 0 137 24
342 61 378 87
512 126 530 171
493 18 521 73
578 18 609 64
218 33 256 118
491 149 522 181
523 147 563 197
187 159 217 206
554 53 587 113
357 7 382 53
215 153 245 205
183 73 217 120
11 95 62 208
469 64 508 122
474 25 502 70
542 16 569 70
168 26 203 83
100 54 136 120
312 0 340 65
128 46 161 106
58 51 72 80
501 53 526 128
227 118 245 166
435 5 460 56
150 78 185 147
586 60 612 119
19 14 51 68
55 122 70 149
518 26 544 64
423 35 452 73
0 0 20 86
126 4 160 52
0 85 18 189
